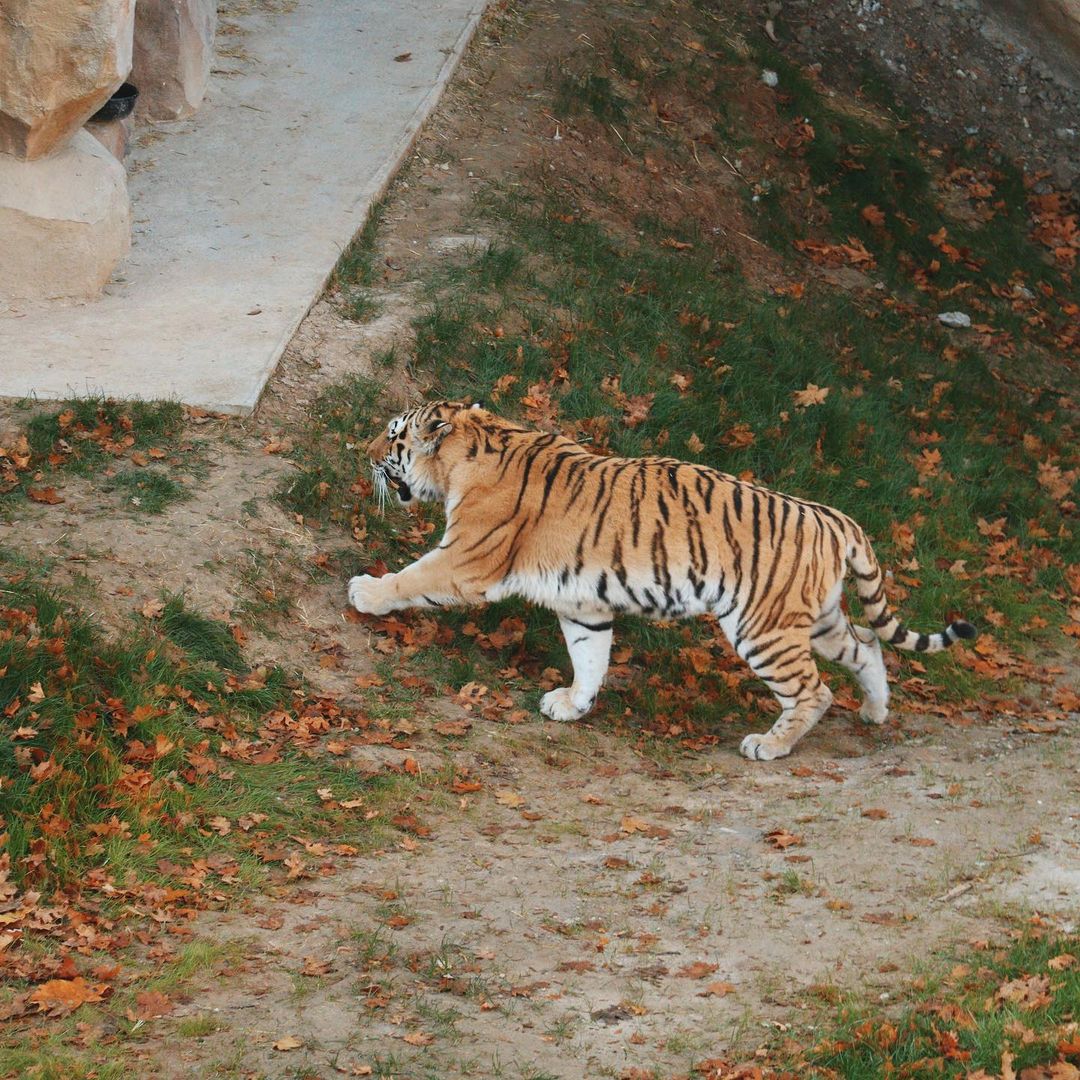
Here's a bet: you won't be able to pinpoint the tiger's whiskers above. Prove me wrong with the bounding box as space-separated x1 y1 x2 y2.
372 466 389 516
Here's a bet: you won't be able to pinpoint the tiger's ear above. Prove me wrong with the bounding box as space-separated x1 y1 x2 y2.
470 401 484 411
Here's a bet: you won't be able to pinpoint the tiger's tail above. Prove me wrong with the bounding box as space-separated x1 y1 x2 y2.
848 528 976 653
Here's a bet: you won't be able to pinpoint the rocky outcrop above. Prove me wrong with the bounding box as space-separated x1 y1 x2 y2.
0 0 135 159
132 0 217 120
0 131 130 302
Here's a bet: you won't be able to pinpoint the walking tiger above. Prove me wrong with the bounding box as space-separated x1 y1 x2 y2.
348 401 975 760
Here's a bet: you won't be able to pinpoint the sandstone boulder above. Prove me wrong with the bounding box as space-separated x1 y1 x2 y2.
132 0 217 120
86 115 134 161
0 131 130 302
0 0 135 160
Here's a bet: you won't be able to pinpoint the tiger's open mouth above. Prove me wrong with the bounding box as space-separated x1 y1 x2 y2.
371 463 412 508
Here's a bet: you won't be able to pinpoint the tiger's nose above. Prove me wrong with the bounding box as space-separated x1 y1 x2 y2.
367 432 389 459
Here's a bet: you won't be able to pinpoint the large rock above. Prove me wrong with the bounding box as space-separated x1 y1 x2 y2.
132 0 216 120
0 131 130 302
0 0 135 160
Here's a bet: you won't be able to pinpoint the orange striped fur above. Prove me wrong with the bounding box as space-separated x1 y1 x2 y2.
349 402 975 760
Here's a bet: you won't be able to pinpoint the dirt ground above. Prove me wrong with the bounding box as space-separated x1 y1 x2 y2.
3 1 1077 1077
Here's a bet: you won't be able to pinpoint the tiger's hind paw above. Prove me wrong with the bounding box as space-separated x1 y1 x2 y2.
540 688 590 723
739 732 792 761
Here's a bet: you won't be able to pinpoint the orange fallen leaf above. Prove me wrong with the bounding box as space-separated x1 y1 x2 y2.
29 977 104 1013
134 990 174 1019
434 720 471 737
764 828 803 849
678 961 719 979
861 204 886 227
27 487 64 505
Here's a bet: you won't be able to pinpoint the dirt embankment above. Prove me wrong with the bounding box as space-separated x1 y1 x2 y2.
781 0 1079 190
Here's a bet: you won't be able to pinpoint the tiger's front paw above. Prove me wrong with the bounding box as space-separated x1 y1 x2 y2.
858 699 889 725
540 687 591 723
739 732 791 762
348 574 395 617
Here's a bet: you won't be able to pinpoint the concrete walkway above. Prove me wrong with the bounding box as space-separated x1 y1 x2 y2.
0 0 485 414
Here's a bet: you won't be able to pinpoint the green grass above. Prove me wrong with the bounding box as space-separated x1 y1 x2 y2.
1 399 202 515
553 70 629 124
23 399 186 472
0 1040 130 1080
160 594 245 670
105 467 190 513
332 199 387 321
779 932 1080 1078
0 552 382 894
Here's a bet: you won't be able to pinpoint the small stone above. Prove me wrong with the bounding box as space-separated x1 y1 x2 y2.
1050 159 1076 190
937 311 971 328
429 234 492 255
0 130 130 302
761 69 779 87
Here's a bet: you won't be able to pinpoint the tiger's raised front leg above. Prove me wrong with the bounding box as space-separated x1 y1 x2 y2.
540 614 614 722
348 550 486 616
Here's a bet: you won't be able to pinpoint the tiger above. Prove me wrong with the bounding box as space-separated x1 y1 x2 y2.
348 401 976 761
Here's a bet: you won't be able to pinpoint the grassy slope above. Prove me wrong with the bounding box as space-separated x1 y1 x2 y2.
284 3 1080 1075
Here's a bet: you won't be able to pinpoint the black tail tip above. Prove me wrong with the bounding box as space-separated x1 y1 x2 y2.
949 620 977 640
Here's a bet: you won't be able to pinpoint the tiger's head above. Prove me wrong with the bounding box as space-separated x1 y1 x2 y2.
367 401 485 508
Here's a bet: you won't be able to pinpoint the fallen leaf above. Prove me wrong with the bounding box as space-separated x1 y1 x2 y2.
134 990 174 1019
677 961 718 979
27 487 64 505
995 974 1051 1011
434 719 471 737
764 828 803 849
273 1036 303 1051
29 978 104 1013
861 204 886 227
792 383 830 408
